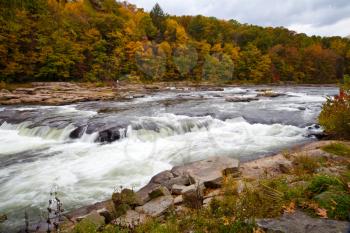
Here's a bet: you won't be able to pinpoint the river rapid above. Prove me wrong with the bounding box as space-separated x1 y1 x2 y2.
0 85 338 231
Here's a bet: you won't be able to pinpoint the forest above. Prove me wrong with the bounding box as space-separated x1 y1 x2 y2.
1 0 350 84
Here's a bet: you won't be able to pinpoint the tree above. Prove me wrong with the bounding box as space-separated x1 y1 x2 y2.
150 3 166 38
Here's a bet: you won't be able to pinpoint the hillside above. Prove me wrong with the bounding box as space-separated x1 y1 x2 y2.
0 0 350 84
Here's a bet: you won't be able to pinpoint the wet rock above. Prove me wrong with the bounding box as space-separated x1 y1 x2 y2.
133 94 145 98
171 156 240 188
96 127 127 143
113 210 147 228
256 210 350 233
69 125 87 139
136 183 171 205
257 91 284 98
298 107 306 111
225 96 259 102
0 213 7 223
135 196 174 217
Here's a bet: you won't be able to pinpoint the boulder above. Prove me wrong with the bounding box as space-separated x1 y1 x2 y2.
171 156 240 188
77 210 105 226
225 96 259 102
163 175 193 190
257 210 350 233
113 210 147 228
150 170 174 184
65 200 112 222
0 213 7 223
257 91 284 98
171 184 187 195
135 196 174 217
136 183 171 205
181 184 205 209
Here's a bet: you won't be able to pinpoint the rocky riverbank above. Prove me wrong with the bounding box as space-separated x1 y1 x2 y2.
22 140 350 233
0 82 226 106
0 82 337 106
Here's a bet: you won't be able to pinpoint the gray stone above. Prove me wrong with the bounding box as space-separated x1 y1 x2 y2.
257 210 350 233
181 184 205 209
135 196 174 217
114 210 147 228
150 170 174 184
136 183 171 205
225 96 259 102
77 210 105 226
163 175 193 190
171 184 187 195
172 156 240 188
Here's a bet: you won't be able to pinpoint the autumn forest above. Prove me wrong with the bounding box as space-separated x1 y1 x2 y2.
1 0 350 84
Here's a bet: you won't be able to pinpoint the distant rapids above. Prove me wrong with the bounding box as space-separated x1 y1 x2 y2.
0 85 338 231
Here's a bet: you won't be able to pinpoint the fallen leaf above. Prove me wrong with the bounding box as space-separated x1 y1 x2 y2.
283 201 296 213
316 208 328 218
253 228 265 233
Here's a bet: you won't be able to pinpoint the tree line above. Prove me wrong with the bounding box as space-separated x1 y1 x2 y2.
0 0 350 84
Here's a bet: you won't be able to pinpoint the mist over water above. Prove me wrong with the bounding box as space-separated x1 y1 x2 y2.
0 86 338 231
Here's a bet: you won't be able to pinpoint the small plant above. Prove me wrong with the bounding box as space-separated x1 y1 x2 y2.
307 175 343 195
322 143 350 157
292 155 321 174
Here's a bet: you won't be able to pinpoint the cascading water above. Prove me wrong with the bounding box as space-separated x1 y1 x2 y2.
0 86 338 231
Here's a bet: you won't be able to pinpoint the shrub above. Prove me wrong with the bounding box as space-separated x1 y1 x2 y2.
319 75 350 139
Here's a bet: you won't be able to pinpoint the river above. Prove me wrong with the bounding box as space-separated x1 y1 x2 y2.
0 85 338 231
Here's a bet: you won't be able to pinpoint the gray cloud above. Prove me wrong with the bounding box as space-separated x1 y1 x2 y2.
129 0 350 36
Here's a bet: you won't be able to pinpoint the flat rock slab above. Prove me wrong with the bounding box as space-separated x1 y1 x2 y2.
114 210 148 228
171 156 239 188
135 196 173 217
257 210 350 233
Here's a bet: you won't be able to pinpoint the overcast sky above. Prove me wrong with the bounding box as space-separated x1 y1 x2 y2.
129 0 350 37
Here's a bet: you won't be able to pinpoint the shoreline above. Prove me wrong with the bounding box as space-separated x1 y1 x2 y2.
60 140 346 229
7 139 349 232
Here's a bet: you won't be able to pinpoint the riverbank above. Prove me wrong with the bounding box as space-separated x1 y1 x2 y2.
0 82 338 106
26 140 349 233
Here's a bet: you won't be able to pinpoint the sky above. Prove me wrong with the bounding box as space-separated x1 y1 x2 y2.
128 0 350 37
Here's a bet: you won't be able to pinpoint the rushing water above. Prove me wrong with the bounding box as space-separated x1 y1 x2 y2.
0 86 338 231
